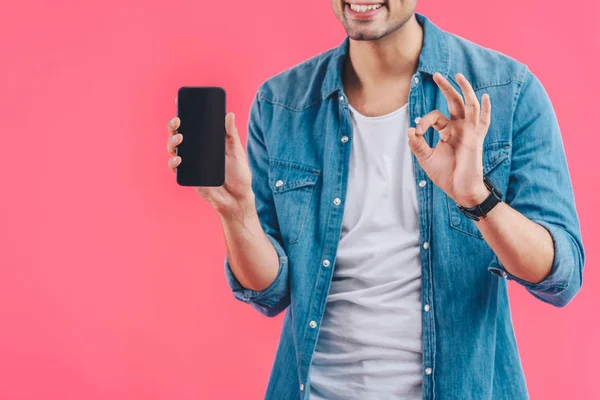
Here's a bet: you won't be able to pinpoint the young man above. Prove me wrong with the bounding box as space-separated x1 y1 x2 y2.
167 2 585 399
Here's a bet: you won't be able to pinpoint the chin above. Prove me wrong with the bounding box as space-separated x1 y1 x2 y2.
346 26 388 41
349 32 382 41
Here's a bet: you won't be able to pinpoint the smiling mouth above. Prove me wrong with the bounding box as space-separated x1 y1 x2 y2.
345 2 386 15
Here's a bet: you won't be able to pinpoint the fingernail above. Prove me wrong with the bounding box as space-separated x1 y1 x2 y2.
414 117 421 124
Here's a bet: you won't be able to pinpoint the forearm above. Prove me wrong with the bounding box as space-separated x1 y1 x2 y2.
475 201 554 284
218 193 280 292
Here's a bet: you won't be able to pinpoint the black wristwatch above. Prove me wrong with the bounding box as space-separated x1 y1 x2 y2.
456 176 503 221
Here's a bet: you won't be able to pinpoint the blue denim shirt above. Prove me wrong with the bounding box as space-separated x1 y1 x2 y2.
224 13 585 400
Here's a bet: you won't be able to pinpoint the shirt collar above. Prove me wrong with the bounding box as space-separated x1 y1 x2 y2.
321 13 450 99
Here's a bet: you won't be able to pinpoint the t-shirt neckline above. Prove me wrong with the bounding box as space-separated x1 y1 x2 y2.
347 102 409 121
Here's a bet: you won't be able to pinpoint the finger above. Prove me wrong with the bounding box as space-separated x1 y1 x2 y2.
480 93 491 128
168 117 180 136
167 134 182 155
433 72 465 119
407 127 433 165
168 156 181 172
415 110 450 136
455 73 480 123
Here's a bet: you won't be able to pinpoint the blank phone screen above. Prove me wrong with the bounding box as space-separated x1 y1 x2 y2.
176 86 226 187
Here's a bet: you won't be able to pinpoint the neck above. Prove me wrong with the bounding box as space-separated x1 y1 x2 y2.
343 14 423 90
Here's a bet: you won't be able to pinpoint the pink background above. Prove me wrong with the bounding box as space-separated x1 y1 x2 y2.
1 0 598 398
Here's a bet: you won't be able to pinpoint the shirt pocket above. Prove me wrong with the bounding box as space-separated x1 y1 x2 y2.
268 158 321 248
446 141 512 239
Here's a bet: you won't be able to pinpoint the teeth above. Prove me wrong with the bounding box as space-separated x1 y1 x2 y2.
349 3 383 12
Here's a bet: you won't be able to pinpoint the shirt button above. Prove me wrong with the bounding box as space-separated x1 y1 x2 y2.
419 180 427 188
275 179 284 187
300 383 304 391
322 259 330 267
414 76 420 84
501 271 508 278
339 95 345 102
341 136 349 143
424 304 430 312
309 320 317 328
425 367 432 375
333 198 341 206
423 241 429 250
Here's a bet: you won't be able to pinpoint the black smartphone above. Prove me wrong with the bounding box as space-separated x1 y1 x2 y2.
176 86 226 186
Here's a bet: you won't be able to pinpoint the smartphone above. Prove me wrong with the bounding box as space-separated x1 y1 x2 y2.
176 86 226 186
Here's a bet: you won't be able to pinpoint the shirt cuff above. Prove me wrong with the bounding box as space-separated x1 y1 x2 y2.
223 232 289 308
487 219 573 296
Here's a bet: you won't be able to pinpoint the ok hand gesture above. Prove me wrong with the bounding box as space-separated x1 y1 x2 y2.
407 72 491 208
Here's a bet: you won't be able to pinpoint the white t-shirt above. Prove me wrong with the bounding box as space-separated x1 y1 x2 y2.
309 102 423 399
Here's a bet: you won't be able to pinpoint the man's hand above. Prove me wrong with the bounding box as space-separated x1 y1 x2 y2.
407 72 491 207
167 96 282 296
167 96 255 216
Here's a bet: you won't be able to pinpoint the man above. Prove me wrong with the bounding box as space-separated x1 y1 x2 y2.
166 2 585 399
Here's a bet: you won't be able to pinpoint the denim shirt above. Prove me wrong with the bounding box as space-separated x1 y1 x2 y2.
223 13 585 400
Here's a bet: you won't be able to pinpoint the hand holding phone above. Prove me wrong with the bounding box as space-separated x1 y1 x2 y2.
167 88 255 214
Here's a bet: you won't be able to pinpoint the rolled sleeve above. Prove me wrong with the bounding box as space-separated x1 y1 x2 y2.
487 66 585 307
222 87 291 317
224 232 290 316
487 219 582 306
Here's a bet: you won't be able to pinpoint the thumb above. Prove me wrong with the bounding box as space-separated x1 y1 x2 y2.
224 112 245 157
225 112 239 141
407 127 433 165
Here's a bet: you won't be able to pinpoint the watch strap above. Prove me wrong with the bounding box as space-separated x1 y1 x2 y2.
456 176 503 221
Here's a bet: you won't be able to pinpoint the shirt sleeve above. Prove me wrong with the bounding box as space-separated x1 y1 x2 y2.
486 67 586 307
223 89 291 317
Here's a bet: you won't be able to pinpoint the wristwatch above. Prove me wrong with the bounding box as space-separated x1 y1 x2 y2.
456 176 503 221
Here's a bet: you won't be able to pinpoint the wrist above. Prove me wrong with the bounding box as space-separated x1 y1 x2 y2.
456 184 490 208
215 192 257 223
